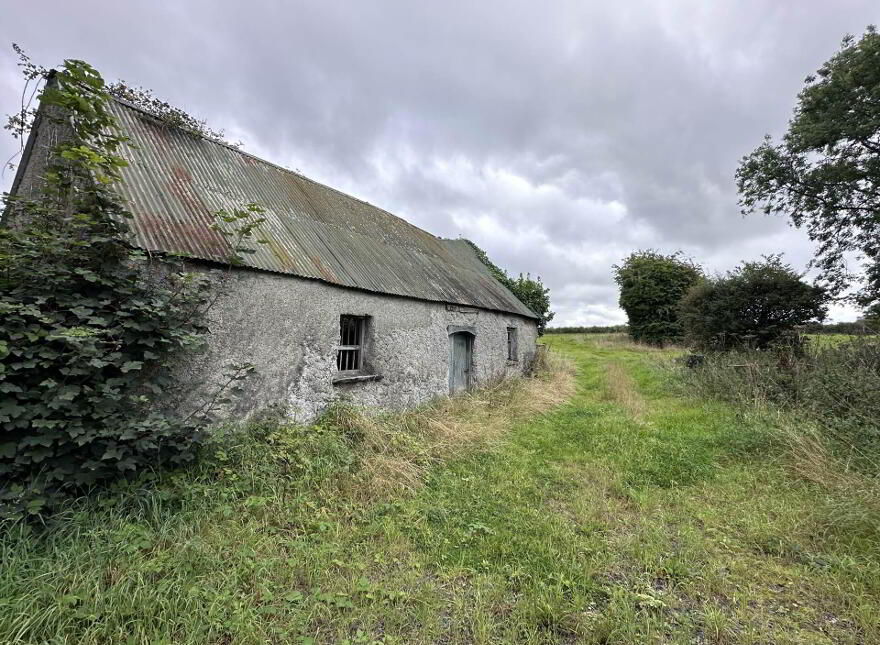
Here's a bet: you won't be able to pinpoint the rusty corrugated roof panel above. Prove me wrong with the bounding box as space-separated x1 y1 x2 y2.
108 100 537 319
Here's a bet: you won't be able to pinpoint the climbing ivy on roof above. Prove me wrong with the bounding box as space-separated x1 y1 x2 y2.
0 51 237 521
107 81 240 147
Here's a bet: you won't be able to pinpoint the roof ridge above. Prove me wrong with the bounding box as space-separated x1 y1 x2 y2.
109 96 441 241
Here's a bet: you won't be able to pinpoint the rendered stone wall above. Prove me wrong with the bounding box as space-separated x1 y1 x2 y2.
175 263 539 422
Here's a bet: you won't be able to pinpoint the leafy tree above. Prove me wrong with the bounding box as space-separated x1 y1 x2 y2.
507 273 554 335
736 26 880 312
679 256 828 350
613 251 703 345
465 240 555 334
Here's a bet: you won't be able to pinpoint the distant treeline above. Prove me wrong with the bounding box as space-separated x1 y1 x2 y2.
545 325 629 334
547 321 876 336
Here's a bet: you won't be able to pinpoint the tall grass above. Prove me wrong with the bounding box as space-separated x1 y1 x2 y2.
601 362 647 420
678 337 880 464
3 335 879 643
675 336 880 551
334 350 576 499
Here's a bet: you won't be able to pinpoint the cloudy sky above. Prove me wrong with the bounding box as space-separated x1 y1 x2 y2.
2 1 877 324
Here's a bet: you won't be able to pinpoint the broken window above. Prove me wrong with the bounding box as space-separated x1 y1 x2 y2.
337 315 366 372
507 327 518 361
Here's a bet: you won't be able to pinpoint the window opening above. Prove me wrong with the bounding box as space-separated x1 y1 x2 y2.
507 327 518 361
337 315 365 371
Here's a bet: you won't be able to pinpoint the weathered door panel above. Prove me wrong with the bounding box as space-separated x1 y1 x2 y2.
449 332 473 394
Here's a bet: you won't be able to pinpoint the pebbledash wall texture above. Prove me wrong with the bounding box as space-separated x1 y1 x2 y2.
5 84 540 423
178 264 538 422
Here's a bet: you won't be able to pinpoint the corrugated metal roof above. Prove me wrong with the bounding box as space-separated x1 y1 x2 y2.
108 100 537 319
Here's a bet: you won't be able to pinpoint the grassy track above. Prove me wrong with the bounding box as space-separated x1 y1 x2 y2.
1 334 878 643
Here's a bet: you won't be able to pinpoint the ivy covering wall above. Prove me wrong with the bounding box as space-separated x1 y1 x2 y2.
0 56 225 519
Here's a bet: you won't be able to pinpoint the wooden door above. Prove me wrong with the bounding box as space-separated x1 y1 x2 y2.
449 332 473 394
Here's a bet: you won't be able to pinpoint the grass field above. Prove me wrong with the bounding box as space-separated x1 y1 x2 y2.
1 334 878 644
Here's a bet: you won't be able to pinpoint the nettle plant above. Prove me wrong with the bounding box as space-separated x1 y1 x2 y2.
0 52 257 519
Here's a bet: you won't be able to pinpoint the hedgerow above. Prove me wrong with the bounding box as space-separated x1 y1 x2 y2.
676 338 880 471
545 325 629 334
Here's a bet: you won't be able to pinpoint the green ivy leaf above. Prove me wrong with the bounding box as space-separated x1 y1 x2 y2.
57 385 81 401
120 361 143 373
101 446 124 461
0 54 244 519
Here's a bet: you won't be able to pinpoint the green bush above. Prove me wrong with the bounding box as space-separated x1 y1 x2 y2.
0 56 217 519
613 251 703 345
679 255 827 350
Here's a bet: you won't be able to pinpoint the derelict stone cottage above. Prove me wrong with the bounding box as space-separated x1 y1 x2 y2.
5 95 539 421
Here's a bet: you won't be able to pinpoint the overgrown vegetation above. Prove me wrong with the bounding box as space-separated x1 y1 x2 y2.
1 335 877 644
0 52 237 519
679 255 827 350
107 81 240 147
737 26 880 315
0 353 575 643
678 336 880 471
2 29 877 643
466 240 555 334
613 250 703 345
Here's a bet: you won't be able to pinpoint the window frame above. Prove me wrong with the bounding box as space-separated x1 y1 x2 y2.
506 326 518 362
336 314 367 374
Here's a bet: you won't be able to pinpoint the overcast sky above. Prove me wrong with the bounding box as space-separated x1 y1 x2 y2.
2 1 877 324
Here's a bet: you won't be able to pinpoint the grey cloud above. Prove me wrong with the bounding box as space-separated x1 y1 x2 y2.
2 1 876 323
